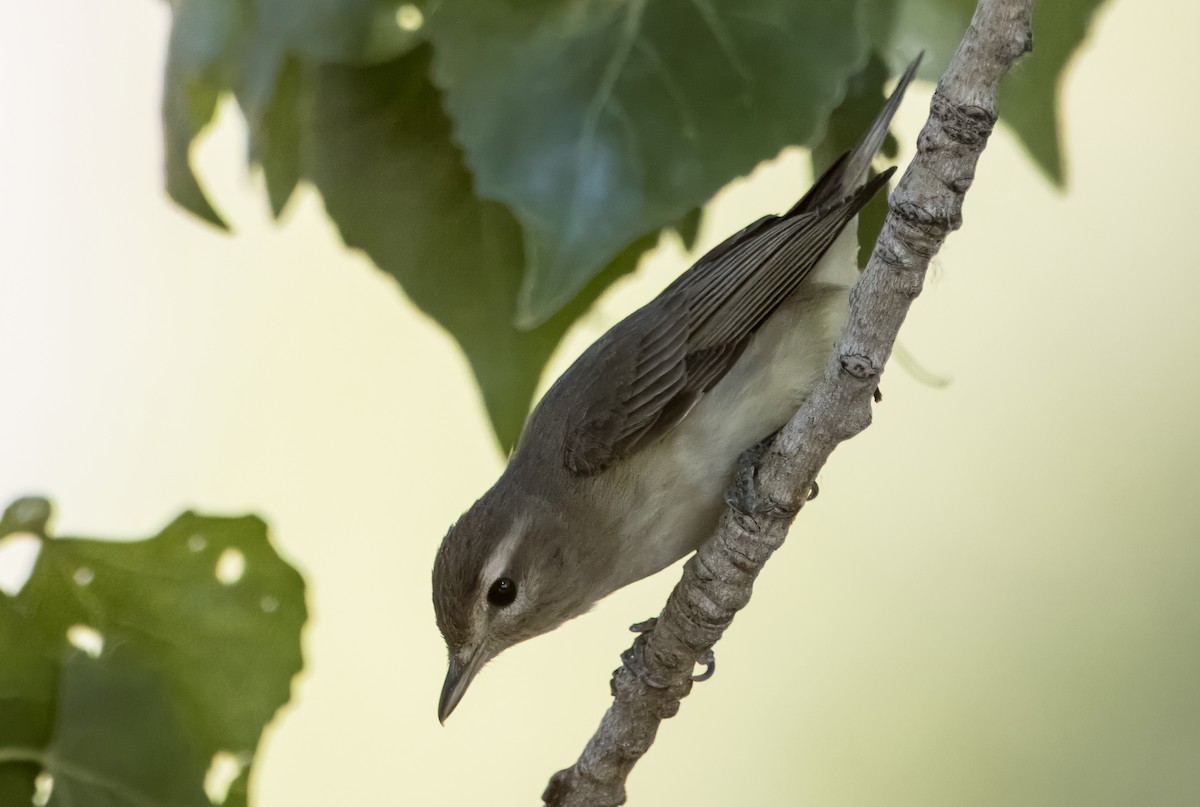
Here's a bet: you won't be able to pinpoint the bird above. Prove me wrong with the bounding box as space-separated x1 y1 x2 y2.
433 57 919 724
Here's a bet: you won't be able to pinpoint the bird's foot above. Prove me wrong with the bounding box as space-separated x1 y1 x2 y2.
620 638 666 690
692 647 716 682
725 431 798 519
624 618 715 684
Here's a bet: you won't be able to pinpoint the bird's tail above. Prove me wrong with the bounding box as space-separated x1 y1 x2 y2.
789 53 922 215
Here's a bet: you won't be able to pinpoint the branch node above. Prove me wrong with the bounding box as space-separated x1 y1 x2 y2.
876 240 907 269
544 770 625 807
930 92 997 147
948 174 975 194
894 199 962 237
839 353 879 382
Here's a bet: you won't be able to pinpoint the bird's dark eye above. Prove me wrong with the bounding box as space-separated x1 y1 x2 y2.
487 577 517 607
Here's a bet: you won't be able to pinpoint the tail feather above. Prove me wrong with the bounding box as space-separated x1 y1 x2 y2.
789 53 923 215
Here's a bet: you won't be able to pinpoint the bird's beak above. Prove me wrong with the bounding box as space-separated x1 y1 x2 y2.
438 644 488 724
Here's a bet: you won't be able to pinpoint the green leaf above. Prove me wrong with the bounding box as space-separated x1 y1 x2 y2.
0 597 56 806
811 52 892 176
303 46 661 452
0 502 306 807
0 600 57 748
425 0 869 326
0 764 37 807
670 207 705 253
44 648 213 807
0 496 52 539
162 0 424 227
222 763 253 807
162 0 240 230
867 0 1109 184
866 0 971 83
999 0 1107 183
854 183 891 270
255 0 425 64
243 55 305 217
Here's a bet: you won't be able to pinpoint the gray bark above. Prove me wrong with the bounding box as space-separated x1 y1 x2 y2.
542 1 1035 804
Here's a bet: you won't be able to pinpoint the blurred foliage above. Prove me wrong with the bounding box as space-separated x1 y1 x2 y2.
0 497 305 807
160 0 1107 451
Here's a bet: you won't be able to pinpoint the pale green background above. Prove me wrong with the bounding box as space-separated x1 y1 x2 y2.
2 1 1198 805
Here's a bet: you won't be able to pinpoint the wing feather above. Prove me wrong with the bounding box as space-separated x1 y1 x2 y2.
559 57 921 475
561 176 890 475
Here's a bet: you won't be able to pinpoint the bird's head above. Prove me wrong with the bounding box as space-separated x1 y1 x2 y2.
432 487 600 722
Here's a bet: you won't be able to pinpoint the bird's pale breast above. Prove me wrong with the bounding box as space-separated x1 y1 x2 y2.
599 223 861 589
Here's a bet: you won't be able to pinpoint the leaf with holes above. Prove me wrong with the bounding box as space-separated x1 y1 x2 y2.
0 498 306 807
0 598 56 805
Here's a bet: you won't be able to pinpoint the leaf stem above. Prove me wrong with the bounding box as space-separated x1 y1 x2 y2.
0 746 45 765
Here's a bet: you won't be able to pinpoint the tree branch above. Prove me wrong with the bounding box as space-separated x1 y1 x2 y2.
542 1 1034 804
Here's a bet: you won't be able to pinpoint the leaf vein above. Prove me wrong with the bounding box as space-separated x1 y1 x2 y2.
685 0 751 82
634 39 699 141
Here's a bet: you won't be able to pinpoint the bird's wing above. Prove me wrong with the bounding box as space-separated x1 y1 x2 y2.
559 55 920 476
561 170 892 475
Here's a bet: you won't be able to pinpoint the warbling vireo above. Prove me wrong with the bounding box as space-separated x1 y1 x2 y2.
433 58 918 723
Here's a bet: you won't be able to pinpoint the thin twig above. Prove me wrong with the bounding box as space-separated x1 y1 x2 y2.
542 1 1034 804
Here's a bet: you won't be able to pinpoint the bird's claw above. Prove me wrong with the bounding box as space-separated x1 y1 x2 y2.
692 648 716 682
620 642 666 689
624 618 715 684
726 432 797 518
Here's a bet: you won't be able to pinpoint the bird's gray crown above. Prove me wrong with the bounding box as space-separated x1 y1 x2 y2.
432 492 502 650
